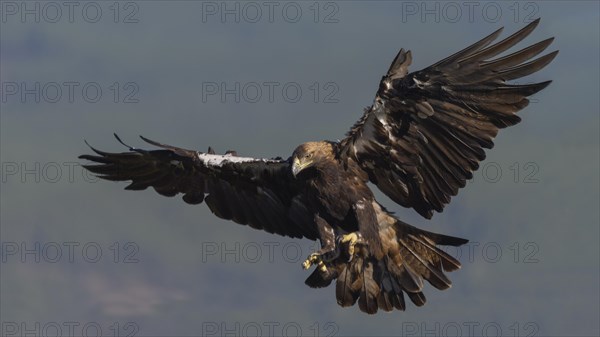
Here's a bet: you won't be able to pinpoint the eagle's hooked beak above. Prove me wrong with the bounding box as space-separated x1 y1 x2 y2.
292 156 312 178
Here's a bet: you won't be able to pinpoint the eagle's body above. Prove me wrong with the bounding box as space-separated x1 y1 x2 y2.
80 19 556 314
292 141 384 259
297 142 358 222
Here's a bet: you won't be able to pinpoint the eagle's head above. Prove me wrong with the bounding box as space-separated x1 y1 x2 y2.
291 141 335 178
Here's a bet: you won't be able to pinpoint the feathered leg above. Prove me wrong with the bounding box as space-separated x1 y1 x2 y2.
302 214 339 271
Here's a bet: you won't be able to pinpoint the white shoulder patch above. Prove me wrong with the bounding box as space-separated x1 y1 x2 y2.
196 152 280 167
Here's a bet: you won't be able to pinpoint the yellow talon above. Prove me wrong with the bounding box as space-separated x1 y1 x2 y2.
317 261 328 272
303 253 329 272
341 232 359 256
302 253 320 270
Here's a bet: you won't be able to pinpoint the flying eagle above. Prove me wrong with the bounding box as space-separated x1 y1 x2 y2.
80 19 556 314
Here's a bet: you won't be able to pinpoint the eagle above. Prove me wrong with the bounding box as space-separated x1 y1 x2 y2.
80 19 556 314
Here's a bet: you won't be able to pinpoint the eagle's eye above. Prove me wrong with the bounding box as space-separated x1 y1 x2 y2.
305 153 313 159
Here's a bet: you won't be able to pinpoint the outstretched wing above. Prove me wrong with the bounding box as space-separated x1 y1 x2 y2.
339 19 557 219
79 135 318 240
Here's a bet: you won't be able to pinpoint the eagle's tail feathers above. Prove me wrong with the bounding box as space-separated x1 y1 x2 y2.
323 217 467 314
357 258 380 314
334 262 360 307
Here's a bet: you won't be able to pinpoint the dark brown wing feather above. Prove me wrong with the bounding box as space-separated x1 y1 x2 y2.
79 135 318 240
339 19 557 218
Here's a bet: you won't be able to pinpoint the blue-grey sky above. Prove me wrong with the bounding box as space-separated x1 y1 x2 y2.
1 1 598 336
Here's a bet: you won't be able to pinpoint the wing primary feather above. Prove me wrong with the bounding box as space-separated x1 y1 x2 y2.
431 27 504 68
498 50 559 81
458 18 541 64
113 133 135 150
480 37 555 70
